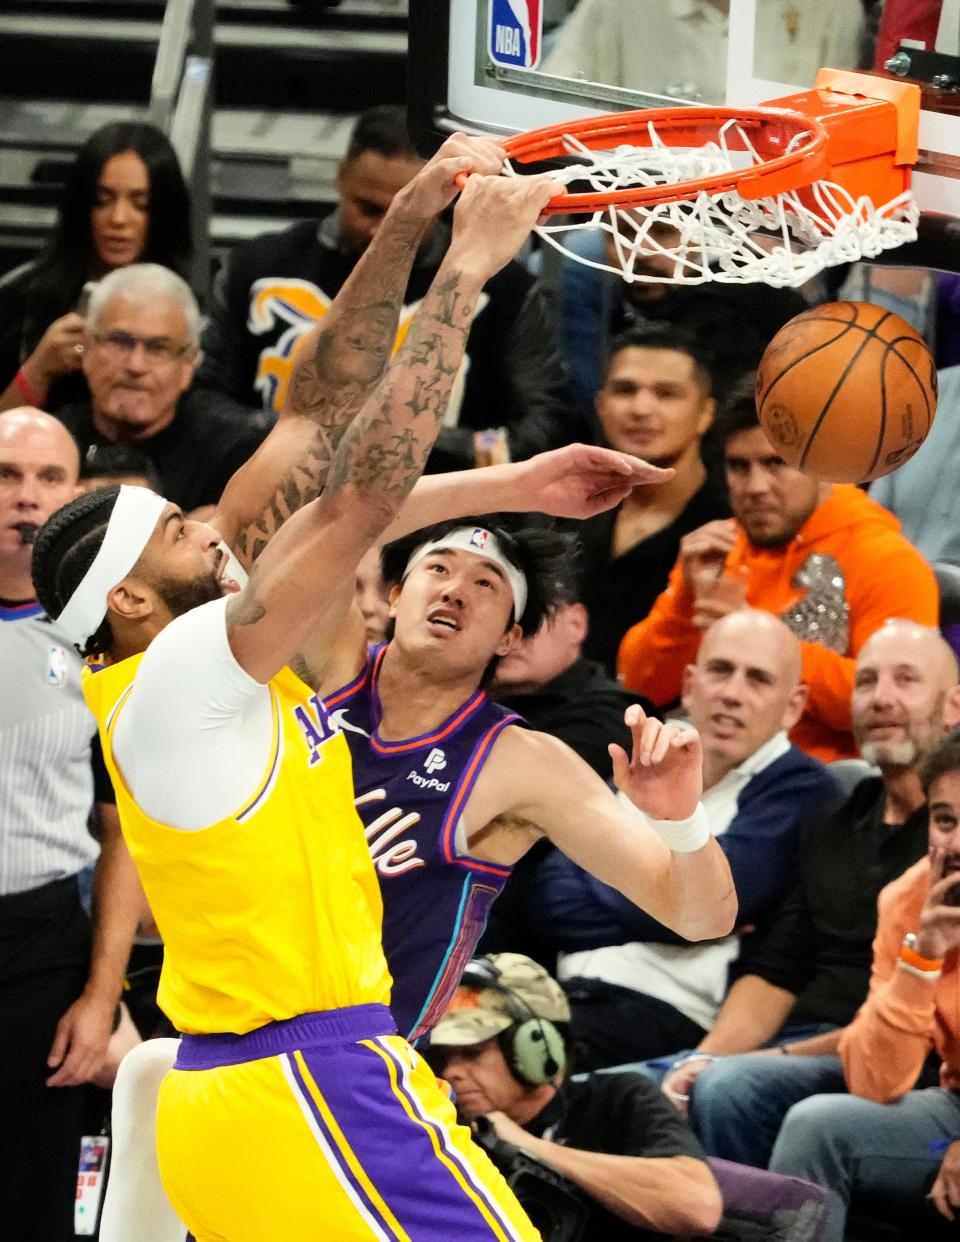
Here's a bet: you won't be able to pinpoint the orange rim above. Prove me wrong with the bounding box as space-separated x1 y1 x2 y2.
501 106 831 215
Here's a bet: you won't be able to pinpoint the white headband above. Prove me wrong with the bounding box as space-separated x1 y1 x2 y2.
405 526 528 619
56 485 167 647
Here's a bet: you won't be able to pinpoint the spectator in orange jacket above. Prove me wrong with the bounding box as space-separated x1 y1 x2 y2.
769 733 960 1236
617 384 939 761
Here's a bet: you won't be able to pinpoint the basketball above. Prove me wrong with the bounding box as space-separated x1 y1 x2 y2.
755 302 938 484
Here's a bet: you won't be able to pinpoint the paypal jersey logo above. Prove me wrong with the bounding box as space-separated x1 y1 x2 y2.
488 0 542 69
424 747 446 774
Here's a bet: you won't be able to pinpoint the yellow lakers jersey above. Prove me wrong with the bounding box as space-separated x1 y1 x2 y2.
84 655 392 1035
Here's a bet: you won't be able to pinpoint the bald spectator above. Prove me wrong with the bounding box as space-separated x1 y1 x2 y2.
657 620 960 1170
0 409 143 1240
53 264 268 512
618 386 939 761
575 325 729 675
530 609 838 1068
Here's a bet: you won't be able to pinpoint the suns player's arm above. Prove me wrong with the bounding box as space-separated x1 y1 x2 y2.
469 722 737 942
210 134 506 570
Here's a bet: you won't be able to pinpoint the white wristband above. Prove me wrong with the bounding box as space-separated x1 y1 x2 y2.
647 803 711 853
897 959 942 982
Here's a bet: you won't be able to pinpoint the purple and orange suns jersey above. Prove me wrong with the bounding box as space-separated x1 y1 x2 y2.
327 644 522 1041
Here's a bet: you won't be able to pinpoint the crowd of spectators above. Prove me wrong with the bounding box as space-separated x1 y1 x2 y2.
7 92 960 1242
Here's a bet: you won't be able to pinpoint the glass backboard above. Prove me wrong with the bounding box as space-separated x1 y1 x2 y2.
408 0 960 236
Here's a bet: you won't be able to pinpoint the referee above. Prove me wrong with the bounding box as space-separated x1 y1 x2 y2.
0 408 144 1241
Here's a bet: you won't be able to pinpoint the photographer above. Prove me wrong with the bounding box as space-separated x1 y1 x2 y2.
770 733 960 1237
429 954 722 1240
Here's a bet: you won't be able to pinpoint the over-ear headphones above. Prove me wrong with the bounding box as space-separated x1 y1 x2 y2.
460 957 567 1087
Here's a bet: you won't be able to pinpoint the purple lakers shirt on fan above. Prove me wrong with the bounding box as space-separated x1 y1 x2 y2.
326 644 521 1041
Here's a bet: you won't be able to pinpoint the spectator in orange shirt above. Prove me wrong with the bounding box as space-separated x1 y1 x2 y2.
770 733 960 1236
617 384 939 761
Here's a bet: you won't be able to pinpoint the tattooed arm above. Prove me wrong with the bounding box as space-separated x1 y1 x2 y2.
224 172 559 684
300 446 674 693
211 133 506 568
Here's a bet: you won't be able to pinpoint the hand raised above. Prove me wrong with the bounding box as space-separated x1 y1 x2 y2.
517 444 674 520
679 519 738 593
398 132 507 222
917 848 960 961
24 311 86 389
448 172 562 281
609 705 703 821
692 567 749 630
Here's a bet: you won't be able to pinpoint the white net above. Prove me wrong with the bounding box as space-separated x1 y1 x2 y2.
505 118 919 287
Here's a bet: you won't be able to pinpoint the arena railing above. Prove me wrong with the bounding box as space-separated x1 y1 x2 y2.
149 0 214 298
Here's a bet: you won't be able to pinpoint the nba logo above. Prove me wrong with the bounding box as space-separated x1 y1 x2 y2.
488 0 542 70
47 645 68 688
469 527 491 551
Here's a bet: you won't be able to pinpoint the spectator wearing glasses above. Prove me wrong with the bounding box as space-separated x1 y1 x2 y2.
53 264 269 512
0 122 192 418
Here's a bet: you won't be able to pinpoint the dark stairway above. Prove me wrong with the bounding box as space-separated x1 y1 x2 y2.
0 0 408 282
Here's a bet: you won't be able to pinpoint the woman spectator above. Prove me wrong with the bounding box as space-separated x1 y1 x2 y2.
0 121 192 415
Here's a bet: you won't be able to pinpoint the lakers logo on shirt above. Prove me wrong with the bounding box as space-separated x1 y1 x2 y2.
248 278 422 413
248 279 489 415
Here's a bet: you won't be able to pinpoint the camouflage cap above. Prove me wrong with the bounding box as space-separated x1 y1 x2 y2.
429 953 571 1048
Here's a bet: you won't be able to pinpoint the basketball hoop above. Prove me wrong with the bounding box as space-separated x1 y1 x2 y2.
501 70 922 288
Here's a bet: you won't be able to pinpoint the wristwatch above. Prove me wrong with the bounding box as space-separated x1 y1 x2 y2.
899 932 944 976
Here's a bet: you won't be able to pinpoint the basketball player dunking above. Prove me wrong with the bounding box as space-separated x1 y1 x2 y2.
32 147 585 1241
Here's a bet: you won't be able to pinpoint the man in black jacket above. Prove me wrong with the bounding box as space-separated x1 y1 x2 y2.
196 106 583 472
574 324 729 675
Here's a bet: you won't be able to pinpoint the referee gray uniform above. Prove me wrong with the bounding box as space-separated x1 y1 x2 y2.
1 599 102 1242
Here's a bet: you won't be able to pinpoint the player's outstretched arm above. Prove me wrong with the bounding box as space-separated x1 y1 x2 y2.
484 714 737 942
225 172 559 684
382 444 673 535
211 133 506 567
297 444 674 692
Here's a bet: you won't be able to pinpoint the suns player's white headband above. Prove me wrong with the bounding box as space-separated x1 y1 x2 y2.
56 485 168 647
404 526 528 619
